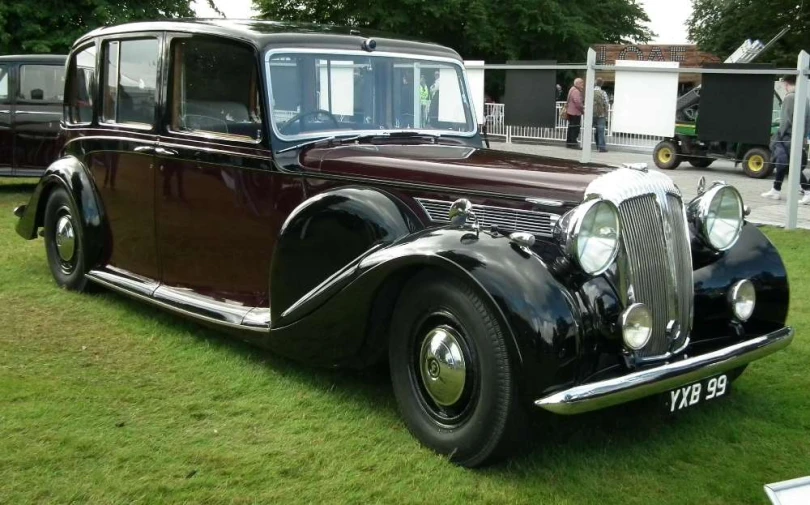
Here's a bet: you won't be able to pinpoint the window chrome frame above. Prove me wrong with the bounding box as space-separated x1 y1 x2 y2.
263 47 479 144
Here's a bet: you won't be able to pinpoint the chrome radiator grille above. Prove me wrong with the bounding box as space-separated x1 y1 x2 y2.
415 198 558 237
587 168 694 359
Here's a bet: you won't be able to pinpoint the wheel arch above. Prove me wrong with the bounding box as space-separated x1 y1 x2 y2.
15 156 109 269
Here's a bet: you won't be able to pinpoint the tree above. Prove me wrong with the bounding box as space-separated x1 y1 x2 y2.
687 0 809 67
0 0 221 54
252 0 653 65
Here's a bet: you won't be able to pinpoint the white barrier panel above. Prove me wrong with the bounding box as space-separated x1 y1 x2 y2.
612 59 679 137
464 60 485 125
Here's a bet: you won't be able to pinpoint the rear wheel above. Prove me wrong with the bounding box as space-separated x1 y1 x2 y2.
44 187 88 291
389 271 525 467
653 140 682 170
742 147 772 178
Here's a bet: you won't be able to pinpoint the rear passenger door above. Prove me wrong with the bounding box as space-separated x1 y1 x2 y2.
84 34 163 280
13 62 64 176
0 63 13 175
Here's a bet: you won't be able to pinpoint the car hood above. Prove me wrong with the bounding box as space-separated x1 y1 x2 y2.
303 143 615 204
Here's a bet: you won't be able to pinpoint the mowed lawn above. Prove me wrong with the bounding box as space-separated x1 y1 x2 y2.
1 178 809 505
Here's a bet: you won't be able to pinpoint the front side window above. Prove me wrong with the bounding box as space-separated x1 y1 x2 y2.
102 38 159 127
20 64 64 102
66 45 97 124
0 65 9 102
267 52 475 138
170 37 262 141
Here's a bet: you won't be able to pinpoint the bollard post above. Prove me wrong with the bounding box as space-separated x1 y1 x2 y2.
786 51 809 230
506 125 512 144
581 48 596 164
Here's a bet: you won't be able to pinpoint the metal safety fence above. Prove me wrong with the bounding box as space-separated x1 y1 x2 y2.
483 102 662 151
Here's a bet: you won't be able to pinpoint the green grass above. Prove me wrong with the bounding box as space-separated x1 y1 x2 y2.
1 179 809 504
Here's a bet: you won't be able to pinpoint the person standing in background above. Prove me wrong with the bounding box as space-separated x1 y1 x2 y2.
761 74 810 203
593 77 609 153
565 78 584 149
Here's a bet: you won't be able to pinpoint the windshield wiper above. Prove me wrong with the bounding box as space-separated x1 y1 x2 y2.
275 131 442 154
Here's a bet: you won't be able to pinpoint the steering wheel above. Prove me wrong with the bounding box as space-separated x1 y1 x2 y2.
280 109 340 135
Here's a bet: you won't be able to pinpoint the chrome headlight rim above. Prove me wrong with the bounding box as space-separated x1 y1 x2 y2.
559 198 621 276
728 279 756 322
689 183 744 252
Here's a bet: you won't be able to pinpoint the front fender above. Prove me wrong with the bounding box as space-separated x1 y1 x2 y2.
692 222 789 341
267 227 583 400
15 156 108 268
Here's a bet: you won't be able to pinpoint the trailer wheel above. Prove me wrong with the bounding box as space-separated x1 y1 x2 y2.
742 147 772 179
653 140 681 170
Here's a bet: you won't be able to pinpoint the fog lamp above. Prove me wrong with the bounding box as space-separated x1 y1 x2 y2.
729 279 756 321
621 303 652 350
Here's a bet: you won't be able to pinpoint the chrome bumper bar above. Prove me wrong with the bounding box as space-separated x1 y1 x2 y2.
536 327 794 415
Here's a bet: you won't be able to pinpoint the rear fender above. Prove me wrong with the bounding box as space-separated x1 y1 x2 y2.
15 156 108 268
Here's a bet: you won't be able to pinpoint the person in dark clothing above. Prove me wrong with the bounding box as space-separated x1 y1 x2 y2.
761 75 810 203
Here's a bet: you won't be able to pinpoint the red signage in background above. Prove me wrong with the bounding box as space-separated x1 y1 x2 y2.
594 45 720 67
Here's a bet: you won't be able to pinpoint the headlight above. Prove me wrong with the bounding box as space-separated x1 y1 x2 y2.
729 279 756 321
621 303 652 350
688 184 744 251
557 199 621 275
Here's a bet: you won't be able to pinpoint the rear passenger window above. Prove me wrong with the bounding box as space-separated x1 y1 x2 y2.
20 65 64 102
67 45 96 124
102 38 159 127
170 37 262 141
0 65 9 102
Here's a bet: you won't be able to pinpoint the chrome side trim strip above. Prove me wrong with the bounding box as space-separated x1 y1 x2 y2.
535 327 794 415
86 269 270 334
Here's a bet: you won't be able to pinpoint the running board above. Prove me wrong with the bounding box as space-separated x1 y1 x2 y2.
86 268 271 334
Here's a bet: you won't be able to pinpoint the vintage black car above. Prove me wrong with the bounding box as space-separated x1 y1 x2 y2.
0 54 67 177
13 20 793 467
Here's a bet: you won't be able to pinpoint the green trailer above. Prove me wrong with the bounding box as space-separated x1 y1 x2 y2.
652 90 782 178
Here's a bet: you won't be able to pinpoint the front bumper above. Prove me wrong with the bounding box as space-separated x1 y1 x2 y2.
536 327 794 415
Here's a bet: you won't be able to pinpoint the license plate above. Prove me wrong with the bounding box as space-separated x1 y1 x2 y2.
663 374 730 413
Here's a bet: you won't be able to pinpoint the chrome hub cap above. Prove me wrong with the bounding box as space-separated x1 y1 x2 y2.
55 215 76 262
419 325 467 407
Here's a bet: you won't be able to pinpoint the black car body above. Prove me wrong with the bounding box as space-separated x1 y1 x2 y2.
13 20 793 467
0 54 67 177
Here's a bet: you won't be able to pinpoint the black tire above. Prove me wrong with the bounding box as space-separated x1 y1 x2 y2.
653 140 682 170
742 147 773 178
44 187 88 291
389 271 525 467
688 156 714 168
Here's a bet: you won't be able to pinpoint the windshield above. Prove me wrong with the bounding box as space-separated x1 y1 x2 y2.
266 51 476 139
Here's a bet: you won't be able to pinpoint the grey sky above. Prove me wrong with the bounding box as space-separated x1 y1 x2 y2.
193 0 694 45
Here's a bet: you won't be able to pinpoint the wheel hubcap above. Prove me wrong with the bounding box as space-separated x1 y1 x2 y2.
750 155 764 171
419 325 467 407
659 148 672 163
55 215 76 262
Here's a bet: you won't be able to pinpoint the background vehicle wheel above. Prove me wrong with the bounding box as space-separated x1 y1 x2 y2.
389 271 525 467
688 156 714 168
742 148 772 178
653 140 682 170
44 187 88 291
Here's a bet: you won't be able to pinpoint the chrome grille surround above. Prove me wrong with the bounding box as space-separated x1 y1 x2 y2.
585 168 694 360
415 198 559 237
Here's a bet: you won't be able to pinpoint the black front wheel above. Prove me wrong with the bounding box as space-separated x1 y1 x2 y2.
742 147 773 178
389 271 526 467
44 187 89 291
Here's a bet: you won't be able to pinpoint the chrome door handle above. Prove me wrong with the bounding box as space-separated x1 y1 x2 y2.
155 147 178 156
133 145 155 153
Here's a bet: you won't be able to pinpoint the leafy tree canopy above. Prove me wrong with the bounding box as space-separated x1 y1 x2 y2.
253 0 653 64
687 0 809 67
0 0 221 54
